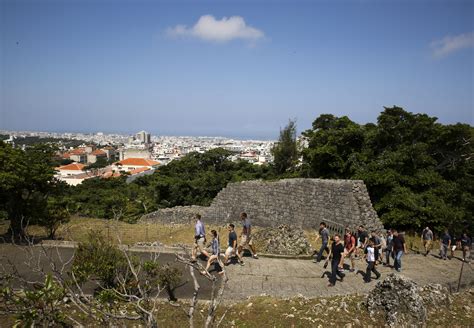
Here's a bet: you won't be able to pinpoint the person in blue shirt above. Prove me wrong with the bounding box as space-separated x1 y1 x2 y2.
191 214 209 262
202 230 224 275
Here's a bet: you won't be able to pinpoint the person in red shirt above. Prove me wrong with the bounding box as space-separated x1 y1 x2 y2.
343 227 356 272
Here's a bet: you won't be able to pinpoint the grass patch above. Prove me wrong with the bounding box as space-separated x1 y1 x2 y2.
0 216 324 253
2 290 472 327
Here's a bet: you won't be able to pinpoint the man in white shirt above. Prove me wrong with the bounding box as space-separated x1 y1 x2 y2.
364 239 381 283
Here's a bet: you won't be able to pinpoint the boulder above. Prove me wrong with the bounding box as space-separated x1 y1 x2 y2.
366 274 451 327
252 224 312 255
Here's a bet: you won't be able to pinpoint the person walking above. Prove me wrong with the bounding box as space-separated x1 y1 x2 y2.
237 212 258 260
343 227 356 272
384 230 394 266
327 234 345 287
314 222 330 263
223 224 239 265
191 214 209 262
439 229 451 260
364 239 381 283
421 226 434 256
202 230 224 275
355 225 369 258
460 232 472 263
369 231 382 264
392 229 406 272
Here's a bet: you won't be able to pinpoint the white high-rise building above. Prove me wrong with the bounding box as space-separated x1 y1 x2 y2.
135 131 151 144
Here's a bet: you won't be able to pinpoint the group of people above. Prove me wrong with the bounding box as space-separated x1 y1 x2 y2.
316 223 472 287
421 226 472 262
314 223 407 287
190 213 472 283
191 212 258 275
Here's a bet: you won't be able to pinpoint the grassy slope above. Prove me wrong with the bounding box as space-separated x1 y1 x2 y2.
1 290 472 327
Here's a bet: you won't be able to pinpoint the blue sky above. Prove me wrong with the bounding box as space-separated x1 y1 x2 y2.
1 0 473 139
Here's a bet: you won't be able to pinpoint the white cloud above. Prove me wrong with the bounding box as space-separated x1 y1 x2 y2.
166 15 264 43
431 31 474 58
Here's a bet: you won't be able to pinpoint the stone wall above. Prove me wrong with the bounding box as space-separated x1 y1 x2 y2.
141 205 208 225
140 178 384 232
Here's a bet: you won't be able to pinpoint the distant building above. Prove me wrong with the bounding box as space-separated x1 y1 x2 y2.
113 158 160 172
119 148 152 160
87 149 107 164
56 163 86 176
68 148 87 163
136 130 151 144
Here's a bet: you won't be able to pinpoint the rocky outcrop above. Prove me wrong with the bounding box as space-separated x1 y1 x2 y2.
251 225 312 256
366 274 451 327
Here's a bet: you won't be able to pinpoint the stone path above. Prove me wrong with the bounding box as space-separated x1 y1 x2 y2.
1 244 472 301
221 253 474 300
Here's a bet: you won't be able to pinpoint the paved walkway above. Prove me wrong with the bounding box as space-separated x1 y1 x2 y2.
1 244 472 301
221 253 474 300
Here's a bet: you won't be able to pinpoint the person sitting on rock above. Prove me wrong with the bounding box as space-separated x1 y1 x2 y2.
237 212 258 261
364 239 381 283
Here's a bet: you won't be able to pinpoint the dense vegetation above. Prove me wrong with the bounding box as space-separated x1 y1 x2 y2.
1 107 472 236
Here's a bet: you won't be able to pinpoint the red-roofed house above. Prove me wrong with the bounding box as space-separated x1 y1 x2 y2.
113 158 160 172
68 148 87 163
56 163 86 176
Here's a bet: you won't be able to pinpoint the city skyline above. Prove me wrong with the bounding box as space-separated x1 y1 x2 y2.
1 1 473 139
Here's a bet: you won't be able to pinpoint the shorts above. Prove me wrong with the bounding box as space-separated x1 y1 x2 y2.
240 234 253 247
194 237 205 251
225 246 235 257
344 249 354 256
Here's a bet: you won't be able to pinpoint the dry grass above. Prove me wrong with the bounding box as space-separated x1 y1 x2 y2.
0 217 324 253
2 289 472 327
0 218 440 255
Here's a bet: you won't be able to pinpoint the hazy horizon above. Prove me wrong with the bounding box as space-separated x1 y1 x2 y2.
1 1 473 138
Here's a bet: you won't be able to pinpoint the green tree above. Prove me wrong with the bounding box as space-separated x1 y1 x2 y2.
0 142 58 237
271 119 298 175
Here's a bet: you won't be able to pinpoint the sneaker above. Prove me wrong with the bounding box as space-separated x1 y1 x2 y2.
349 269 355 273
239 261 245 266
327 283 335 287
253 254 259 259
396 268 401 272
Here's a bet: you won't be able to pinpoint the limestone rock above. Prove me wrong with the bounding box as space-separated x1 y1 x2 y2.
366 274 452 327
252 224 312 255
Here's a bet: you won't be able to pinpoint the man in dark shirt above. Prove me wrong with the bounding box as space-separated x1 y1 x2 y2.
314 222 330 263
327 234 345 287
460 233 472 263
224 224 238 265
356 225 369 258
369 231 382 263
391 229 407 272
440 229 451 260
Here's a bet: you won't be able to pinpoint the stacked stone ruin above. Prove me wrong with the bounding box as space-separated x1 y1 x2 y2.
141 178 384 233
